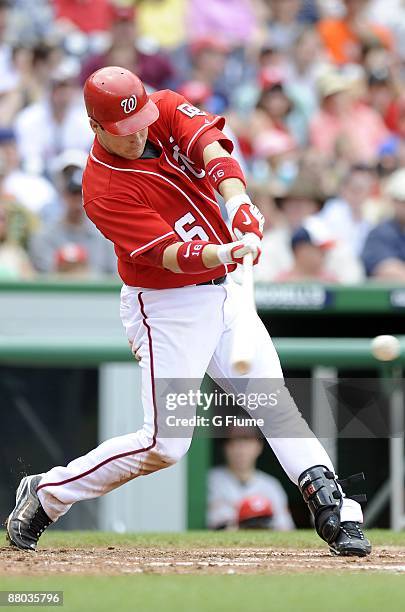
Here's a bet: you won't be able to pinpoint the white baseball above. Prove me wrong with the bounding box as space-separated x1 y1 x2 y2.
371 335 401 361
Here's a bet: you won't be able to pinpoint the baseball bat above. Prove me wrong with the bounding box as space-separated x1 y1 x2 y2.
231 252 256 375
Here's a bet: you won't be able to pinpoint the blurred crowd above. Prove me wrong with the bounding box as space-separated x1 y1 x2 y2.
1 0 405 282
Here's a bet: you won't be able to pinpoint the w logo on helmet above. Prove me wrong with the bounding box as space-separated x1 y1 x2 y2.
121 95 137 114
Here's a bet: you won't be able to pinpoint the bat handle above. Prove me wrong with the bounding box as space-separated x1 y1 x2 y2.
242 252 255 309
231 253 256 375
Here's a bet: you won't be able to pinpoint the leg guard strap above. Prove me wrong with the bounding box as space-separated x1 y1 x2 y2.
338 472 367 504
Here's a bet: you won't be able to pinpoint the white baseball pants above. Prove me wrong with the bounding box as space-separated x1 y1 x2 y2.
37 278 362 524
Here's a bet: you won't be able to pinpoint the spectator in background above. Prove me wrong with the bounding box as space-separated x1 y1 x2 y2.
0 0 19 97
8 0 53 44
187 38 231 114
80 5 175 91
0 0 404 288
29 165 116 276
46 148 89 221
187 0 257 46
376 136 402 179
14 58 93 175
264 0 304 51
367 0 405 59
362 168 405 280
299 0 320 24
299 146 338 196
0 128 57 217
318 0 394 65
284 28 325 131
207 427 294 530
366 67 397 130
0 151 36 280
53 0 114 34
251 69 298 140
254 172 324 281
384 93 405 139
0 43 62 127
0 203 34 279
310 70 389 165
137 0 186 50
251 128 298 187
276 217 338 282
319 165 375 256
255 172 363 282
0 45 30 126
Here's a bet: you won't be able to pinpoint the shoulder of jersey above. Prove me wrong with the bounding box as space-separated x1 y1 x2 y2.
150 89 182 108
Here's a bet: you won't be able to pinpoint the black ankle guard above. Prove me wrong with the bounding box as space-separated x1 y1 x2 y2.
298 465 342 544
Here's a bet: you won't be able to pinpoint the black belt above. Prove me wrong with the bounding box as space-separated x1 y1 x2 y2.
197 275 227 287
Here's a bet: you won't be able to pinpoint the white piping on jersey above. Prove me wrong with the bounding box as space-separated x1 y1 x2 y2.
156 138 220 209
90 148 226 246
186 118 219 158
130 231 175 257
158 139 191 182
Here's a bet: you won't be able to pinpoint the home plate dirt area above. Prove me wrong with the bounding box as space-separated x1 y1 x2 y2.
2 544 405 576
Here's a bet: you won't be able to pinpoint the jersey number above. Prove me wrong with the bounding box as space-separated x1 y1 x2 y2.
174 212 209 241
177 103 207 118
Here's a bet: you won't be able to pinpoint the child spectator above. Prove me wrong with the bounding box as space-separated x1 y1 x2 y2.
207 427 294 530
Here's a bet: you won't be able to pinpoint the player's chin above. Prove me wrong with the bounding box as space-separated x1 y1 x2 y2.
122 150 143 160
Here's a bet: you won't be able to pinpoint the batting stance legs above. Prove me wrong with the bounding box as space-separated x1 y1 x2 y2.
6 278 370 555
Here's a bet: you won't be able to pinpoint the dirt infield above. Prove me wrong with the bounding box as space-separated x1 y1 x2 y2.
1 545 405 576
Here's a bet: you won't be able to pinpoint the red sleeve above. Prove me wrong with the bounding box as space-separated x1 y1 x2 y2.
192 127 234 167
136 233 179 267
84 196 177 263
154 90 234 166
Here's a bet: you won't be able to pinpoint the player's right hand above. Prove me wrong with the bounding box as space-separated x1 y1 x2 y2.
217 233 261 266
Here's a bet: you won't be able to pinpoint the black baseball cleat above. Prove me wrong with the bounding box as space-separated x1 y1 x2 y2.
329 522 372 557
5 475 53 551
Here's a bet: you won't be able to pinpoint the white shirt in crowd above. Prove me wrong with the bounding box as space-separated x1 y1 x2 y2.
207 467 295 530
14 97 93 174
318 198 373 257
3 170 57 217
0 44 18 95
367 0 405 57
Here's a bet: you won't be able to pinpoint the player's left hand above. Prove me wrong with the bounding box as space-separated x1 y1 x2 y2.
226 194 264 241
217 232 262 266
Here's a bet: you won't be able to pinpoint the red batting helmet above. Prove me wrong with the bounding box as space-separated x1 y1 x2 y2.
84 66 159 136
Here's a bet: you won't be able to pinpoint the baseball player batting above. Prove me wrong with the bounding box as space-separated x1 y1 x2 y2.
6 67 371 557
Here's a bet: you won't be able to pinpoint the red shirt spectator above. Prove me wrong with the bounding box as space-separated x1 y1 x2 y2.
53 0 114 33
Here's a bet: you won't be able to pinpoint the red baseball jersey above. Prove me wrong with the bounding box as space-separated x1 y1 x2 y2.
82 89 237 289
